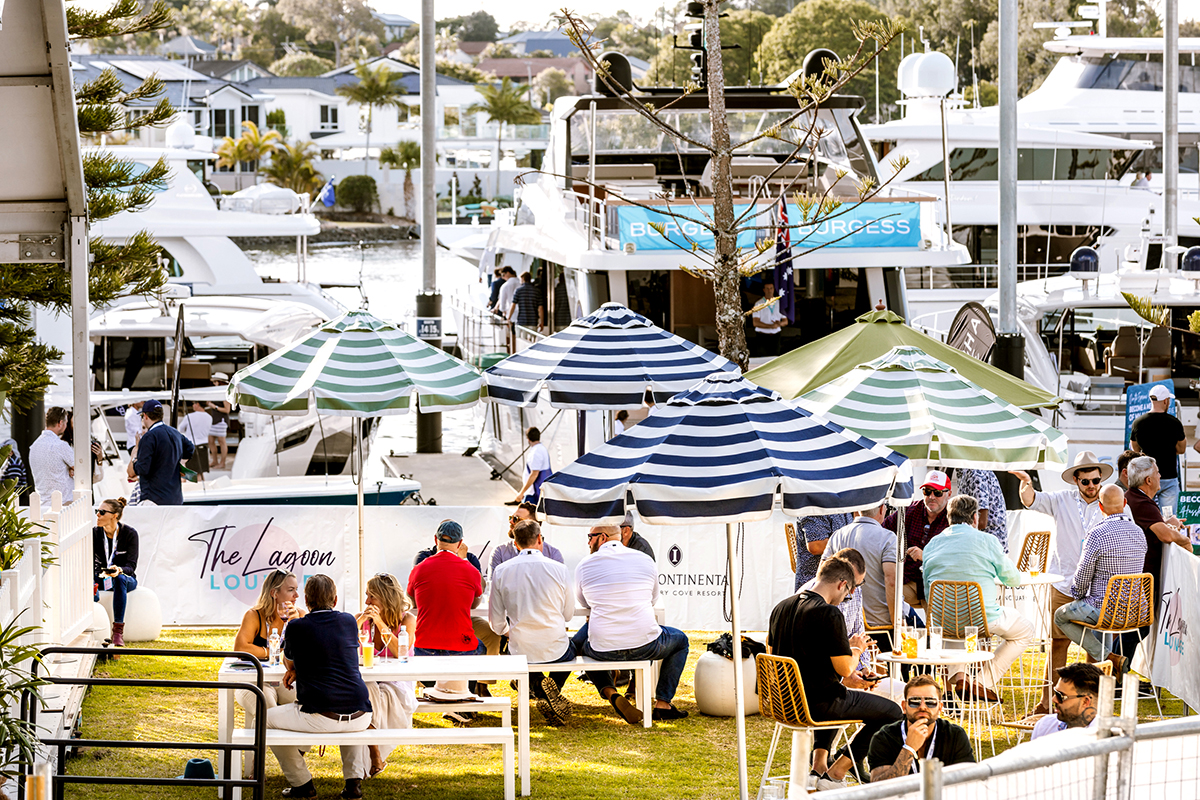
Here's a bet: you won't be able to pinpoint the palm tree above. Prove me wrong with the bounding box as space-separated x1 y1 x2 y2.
336 62 408 176
217 120 282 189
468 78 543 199
379 140 421 219
263 140 324 196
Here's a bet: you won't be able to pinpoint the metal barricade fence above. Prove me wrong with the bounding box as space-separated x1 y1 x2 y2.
817 674 1200 800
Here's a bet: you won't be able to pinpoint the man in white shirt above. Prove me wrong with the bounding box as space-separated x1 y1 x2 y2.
1031 662 1101 740
489 519 575 725
123 401 144 451
574 524 690 724
29 406 74 509
180 401 213 477
752 280 787 356
1010 450 1109 716
492 266 519 315
510 426 552 505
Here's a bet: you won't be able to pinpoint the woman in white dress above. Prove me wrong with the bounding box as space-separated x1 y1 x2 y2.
356 573 418 777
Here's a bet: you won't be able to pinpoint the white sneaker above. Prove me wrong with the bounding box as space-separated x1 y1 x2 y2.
816 776 848 791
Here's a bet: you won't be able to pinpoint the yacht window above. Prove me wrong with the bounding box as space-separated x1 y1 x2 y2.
912 148 1138 181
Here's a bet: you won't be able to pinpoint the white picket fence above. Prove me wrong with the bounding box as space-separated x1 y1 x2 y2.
0 492 94 647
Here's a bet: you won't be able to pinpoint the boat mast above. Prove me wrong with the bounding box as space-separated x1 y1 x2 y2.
1165 0 1180 270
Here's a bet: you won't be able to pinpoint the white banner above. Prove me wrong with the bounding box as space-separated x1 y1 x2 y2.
126 506 798 631
1151 546 1200 711
124 506 351 626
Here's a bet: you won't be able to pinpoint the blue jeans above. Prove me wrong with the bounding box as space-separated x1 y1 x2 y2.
1155 478 1180 516
95 574 137 623
533 641 577 697
1054 600 1107 661
412 642 487 657
581 626 690 704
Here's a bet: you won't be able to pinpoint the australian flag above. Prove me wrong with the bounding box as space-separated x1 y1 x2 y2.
773 198 795 323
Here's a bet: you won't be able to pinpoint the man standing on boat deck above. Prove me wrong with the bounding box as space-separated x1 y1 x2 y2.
123 401 143 452
1130 384 1186 513
491 266 519 315
883 470 952 608
509 427 552 506
127 399 193 505
1010 450 1108 717
752 280 786 357
508 271 545 332
30 406 75 509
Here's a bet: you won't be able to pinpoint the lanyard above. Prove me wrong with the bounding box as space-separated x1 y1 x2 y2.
1075 494 1099 538
899 720 938 773
103 529 118 566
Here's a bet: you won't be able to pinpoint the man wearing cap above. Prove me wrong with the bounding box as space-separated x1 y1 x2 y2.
126 399 194 506
1130 384 1187 512
619 511 655 560
1010 450 1108 716
407 520 485 657
883 470 952 608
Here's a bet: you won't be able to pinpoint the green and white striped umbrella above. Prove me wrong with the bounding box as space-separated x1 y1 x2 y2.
230 310 483 417
797 345 1067 469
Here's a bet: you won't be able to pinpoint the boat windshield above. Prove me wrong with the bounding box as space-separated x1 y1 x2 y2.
1073 57 1200 93
912 147 1140 182
570 107 854 170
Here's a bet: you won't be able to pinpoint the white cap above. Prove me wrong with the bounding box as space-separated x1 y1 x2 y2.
1149 384 1174 401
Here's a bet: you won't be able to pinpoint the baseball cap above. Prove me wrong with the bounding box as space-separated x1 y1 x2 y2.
141 399 162 415
621 511 634 528
921 469 951 492
1149 385 1174 401
436 519 463 543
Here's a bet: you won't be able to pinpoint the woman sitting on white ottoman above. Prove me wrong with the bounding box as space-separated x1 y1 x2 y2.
92 497 138 647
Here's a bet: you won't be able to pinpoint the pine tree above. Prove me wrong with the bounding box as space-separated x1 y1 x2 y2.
0 0 175 409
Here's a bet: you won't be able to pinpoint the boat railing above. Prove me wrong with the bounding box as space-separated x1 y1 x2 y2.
905 262 1072 290
568 188 610 250
448 293 546 367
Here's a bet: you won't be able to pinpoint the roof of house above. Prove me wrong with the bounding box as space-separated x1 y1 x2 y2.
374 12 415 26
189 59 273 79
72 54 256 107
476 57 592 79
161 35 217 56
497 29 582 57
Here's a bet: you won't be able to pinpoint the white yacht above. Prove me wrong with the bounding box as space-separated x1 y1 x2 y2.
452 54 970 475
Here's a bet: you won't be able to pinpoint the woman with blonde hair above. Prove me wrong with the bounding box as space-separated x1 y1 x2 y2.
233 569 305 776
354 572 417 778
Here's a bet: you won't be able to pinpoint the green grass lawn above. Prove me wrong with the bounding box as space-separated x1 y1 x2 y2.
62 629 1185 799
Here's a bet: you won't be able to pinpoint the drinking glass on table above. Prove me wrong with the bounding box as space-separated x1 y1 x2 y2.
915 627 927 656
965 626 979 653
902 626 918 659
929 625 943 653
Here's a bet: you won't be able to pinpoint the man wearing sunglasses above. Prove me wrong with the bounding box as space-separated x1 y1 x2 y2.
1031 662 1101 740
883 470 953 608
867 675 974 782
1010 450 1109 716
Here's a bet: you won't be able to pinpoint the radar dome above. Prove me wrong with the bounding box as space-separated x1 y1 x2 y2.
897 51 956 98
165 120 196 149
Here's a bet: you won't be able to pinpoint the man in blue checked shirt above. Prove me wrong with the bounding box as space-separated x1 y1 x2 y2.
1054 484 1147 675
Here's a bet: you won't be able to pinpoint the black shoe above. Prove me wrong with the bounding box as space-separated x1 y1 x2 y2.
613 669 631 688
608 692 641 725
443 711 475 725
282 781 316 798
341 778 363 799
477 684 492 698
651 704 688 721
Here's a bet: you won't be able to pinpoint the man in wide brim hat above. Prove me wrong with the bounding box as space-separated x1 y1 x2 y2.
1009 449 1112 717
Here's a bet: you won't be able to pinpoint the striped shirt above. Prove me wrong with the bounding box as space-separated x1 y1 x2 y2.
953 468 1009 552
1071 511 1147 609
794 512 853 589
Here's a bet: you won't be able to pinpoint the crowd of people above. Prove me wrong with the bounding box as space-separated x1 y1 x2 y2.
773 447 1192 789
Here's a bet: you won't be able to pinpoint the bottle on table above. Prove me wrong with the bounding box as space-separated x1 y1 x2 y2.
268 628 281 666
397 627 409 663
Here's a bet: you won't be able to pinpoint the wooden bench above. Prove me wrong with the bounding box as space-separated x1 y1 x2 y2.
232 725 515 800
526 657 660 728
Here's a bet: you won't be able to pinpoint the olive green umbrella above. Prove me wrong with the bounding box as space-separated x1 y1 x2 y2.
745 309 1059 410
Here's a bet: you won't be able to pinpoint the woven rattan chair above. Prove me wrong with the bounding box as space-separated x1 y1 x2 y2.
927 580 991 640
785 523 798 574
1076 572 1158 717
756 654 861 794
1015 531 1051 573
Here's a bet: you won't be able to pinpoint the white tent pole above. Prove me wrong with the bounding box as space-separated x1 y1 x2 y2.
356 420 365 600
727 522 749 800
892 501 907 654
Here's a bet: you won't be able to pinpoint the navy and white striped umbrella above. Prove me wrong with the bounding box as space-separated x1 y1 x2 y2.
483 302 737 409
541 371 913 526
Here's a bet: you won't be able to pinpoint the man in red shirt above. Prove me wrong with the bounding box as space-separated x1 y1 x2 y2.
407 520 485 656
883 469 952 608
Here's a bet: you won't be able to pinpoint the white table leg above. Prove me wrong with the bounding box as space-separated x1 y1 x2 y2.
218 685 238 800
518 674 530 796
641 664 652 728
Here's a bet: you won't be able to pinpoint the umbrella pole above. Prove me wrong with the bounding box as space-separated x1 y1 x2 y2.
356 420 365 602
892 504 907 654
726 522 749 800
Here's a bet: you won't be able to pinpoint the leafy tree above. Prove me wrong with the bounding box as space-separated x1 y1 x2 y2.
468 78 545 198
174 0 251 57
977 0 1074 95
561 6 903 371
379 140 421 217
1106 0 1162 37
756 0 903 113
263 141 325 195
532 67 574 106
270 51 335 77
266 108 290 137
246 7 313 64
457 11 500 42
336 62 408 175
729 0 797 17
338 174 379 213
590 11 664 62
218 121 282 187
646 9 777 87
480 42 519 59
881 0 995 89
436 59 494 84
278 0 382 67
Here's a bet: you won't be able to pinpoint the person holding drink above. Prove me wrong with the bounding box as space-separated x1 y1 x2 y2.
348 573 418 779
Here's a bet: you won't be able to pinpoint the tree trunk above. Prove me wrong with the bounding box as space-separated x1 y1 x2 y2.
704 1 750 372
404 169 414 219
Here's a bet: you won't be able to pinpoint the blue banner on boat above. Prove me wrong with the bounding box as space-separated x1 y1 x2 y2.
615 202 921 251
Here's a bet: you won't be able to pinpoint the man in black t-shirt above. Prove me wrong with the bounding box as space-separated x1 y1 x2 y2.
868 675 974 782
1130 384 1186 512
269 574 373 799
768 557 903 790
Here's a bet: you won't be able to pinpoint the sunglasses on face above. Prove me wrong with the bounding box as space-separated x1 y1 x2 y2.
587 532 603 540
1077 478 1102 487
922 487 945 498
906 697 939 709
96 509 114 516
1053 689 1087 703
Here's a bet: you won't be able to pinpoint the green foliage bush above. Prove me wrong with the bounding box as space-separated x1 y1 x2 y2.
338 175 379 213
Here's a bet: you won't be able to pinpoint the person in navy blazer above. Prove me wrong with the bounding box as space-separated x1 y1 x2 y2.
93 497 139 647
127 399 193 505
